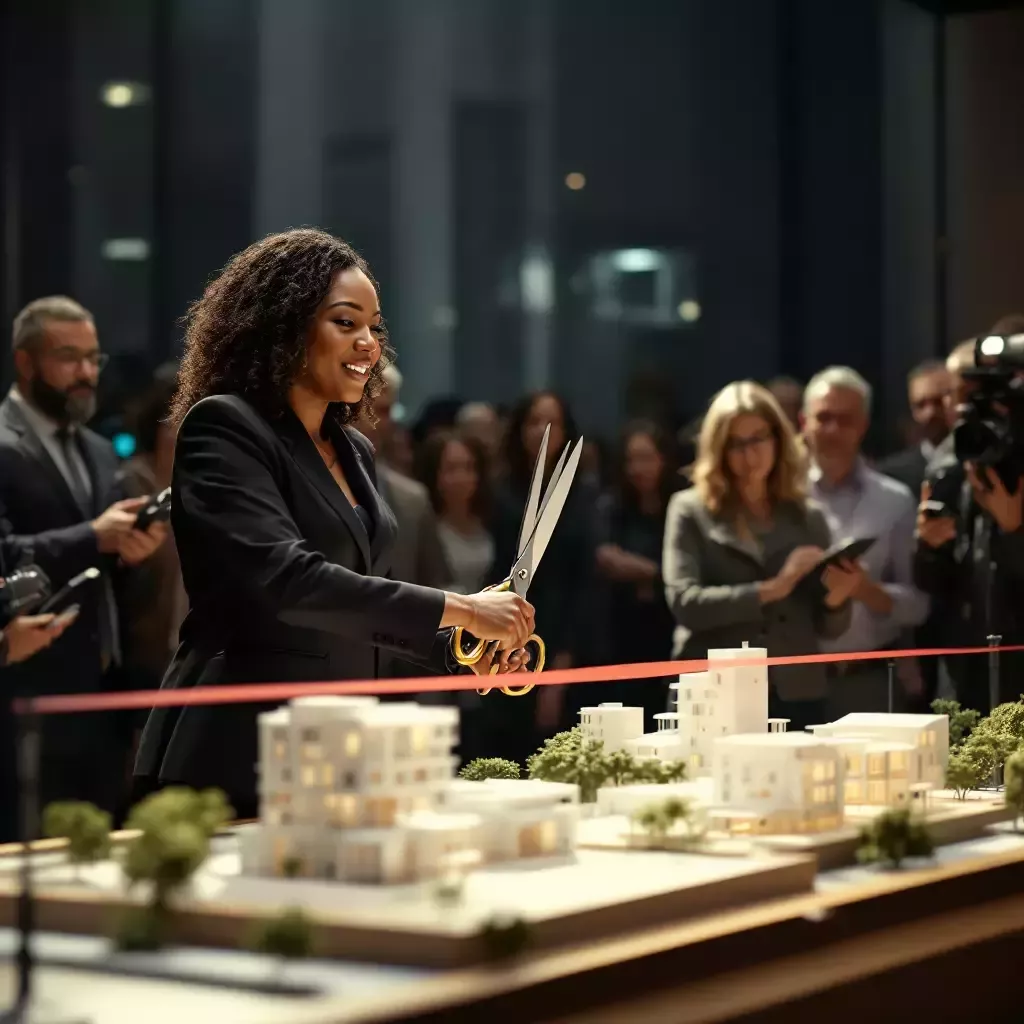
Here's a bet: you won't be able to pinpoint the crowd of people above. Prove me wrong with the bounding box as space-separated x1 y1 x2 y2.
1 232 1022 838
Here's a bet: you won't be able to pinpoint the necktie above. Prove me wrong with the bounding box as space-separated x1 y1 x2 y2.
56 426 90 514
56 427 120 673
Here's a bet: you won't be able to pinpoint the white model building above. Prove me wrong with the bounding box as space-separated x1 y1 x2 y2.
812 713 949 793
578 703 646 752
823 737 914 807
711 732 844 834
238 696 580 885
626 643 769 776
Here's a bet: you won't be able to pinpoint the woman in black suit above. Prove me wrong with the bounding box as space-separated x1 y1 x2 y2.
134 229 534 817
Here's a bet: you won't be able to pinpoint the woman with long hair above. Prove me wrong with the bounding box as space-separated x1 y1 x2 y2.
416 429 494 594
663 380 861 730
134 229 534 815
595 420 680 718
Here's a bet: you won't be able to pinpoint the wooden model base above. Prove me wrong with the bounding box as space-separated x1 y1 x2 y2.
0 843 815 969
578 790 1014 870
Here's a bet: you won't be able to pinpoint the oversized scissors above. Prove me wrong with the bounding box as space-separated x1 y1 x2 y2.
450 423 583 696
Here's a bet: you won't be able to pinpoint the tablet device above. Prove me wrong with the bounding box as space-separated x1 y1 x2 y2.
815 536 876 572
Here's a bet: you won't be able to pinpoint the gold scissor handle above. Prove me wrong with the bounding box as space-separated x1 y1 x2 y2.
451 579 511 667
477 633 546 697
449 579 545 696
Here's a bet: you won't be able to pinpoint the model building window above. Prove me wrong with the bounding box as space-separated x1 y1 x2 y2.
343 770 357 788
274 740 287 760
868 754 886 777
302 742 322 761
890 751 909 774
281 767 292 783
811 761 831 782
301 764 317 786
414 768 427 782
345 731 361 757
845 780 863 803
868 780 886 803
302 728 318 742
845 754 863 776
340 794 357 824
321 762 335 786
412 726 429 754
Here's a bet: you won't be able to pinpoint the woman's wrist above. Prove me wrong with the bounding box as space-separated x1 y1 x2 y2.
440 592 475 631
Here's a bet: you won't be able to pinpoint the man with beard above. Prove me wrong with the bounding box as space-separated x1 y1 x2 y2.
0 296 167 837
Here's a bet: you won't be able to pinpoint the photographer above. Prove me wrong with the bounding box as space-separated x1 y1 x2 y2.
914 320 1024 713
0 613 71 665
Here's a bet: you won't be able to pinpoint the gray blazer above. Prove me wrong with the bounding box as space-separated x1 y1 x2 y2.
663 488 851 701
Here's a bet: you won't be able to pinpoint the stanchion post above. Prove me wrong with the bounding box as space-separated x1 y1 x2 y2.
987 634 1002 717
887 659 895 714
15 703 40 1015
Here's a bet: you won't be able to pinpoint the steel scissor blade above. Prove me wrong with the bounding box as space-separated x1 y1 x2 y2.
512 436 583 593
516 423 550 560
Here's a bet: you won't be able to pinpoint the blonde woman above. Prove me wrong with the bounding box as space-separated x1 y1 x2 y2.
663 381 861 729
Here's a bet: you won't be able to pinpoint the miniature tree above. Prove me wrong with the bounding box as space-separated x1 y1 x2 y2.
459 758 521 781
281 855 303 879
527 727 609 803
1004 749 1024 829
251 907 315 982
120 786 234 946
478 914 532 961
632 796 704 848
930 698 981 750
856 808 934 869
41 801 112 882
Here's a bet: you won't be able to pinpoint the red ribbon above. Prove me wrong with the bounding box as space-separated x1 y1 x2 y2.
14 643 1024 717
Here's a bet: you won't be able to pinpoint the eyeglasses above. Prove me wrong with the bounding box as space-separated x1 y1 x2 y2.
725 431 774 454
48 348 110 371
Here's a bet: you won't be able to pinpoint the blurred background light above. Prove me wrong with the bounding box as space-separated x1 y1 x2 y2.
101 238 150 261
611 248 661 274
100 81 149 108
564 171 586 191
678 299 701 322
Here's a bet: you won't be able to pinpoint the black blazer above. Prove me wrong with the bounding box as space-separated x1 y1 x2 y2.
0 394 123 698
134 394 448 812
878 445 928 503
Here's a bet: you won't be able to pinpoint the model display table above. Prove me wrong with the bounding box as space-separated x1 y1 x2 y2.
3 825 1024 1023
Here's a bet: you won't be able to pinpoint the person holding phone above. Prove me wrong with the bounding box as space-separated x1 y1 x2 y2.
663 381 859 732
134 229 534 818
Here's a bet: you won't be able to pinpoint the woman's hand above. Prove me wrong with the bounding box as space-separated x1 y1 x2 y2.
759 545 823 604
441 590 535 649
4 614 69 664
821 558 864 608
469 646 531 676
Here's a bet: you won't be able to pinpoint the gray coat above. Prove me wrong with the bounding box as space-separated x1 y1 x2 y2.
663 488 851 701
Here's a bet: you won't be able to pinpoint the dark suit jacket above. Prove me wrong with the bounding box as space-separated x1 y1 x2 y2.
134 394 448 812
662 488 851 702
878 445 928 502
0 394 122 701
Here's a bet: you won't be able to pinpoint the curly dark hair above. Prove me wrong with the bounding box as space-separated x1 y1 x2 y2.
415 429 493 521
170 229 394 428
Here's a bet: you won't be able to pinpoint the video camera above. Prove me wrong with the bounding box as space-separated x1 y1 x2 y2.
0 565 51 629
952 333 1024 491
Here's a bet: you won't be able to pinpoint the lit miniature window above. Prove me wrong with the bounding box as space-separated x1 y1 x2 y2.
539 820 558 853
412 726 429 753
890 752 908 774
868 780 886 803
274 740 287 760
846 754 863 776
302 743 322 761
918 732 928 747
369 771 382 784
690 753 702 770
812 785 830 804
340 794 357 824
812 762 828 782
868 754 886 776
323 793 337 809
321 762 335 786
929 732 936 746
845 780 863 802
301 765 317 786
345 731 361 757
302 728 318 742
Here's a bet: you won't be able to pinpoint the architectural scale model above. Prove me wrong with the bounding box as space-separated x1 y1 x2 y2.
606 643 768 775
239 696 580 885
